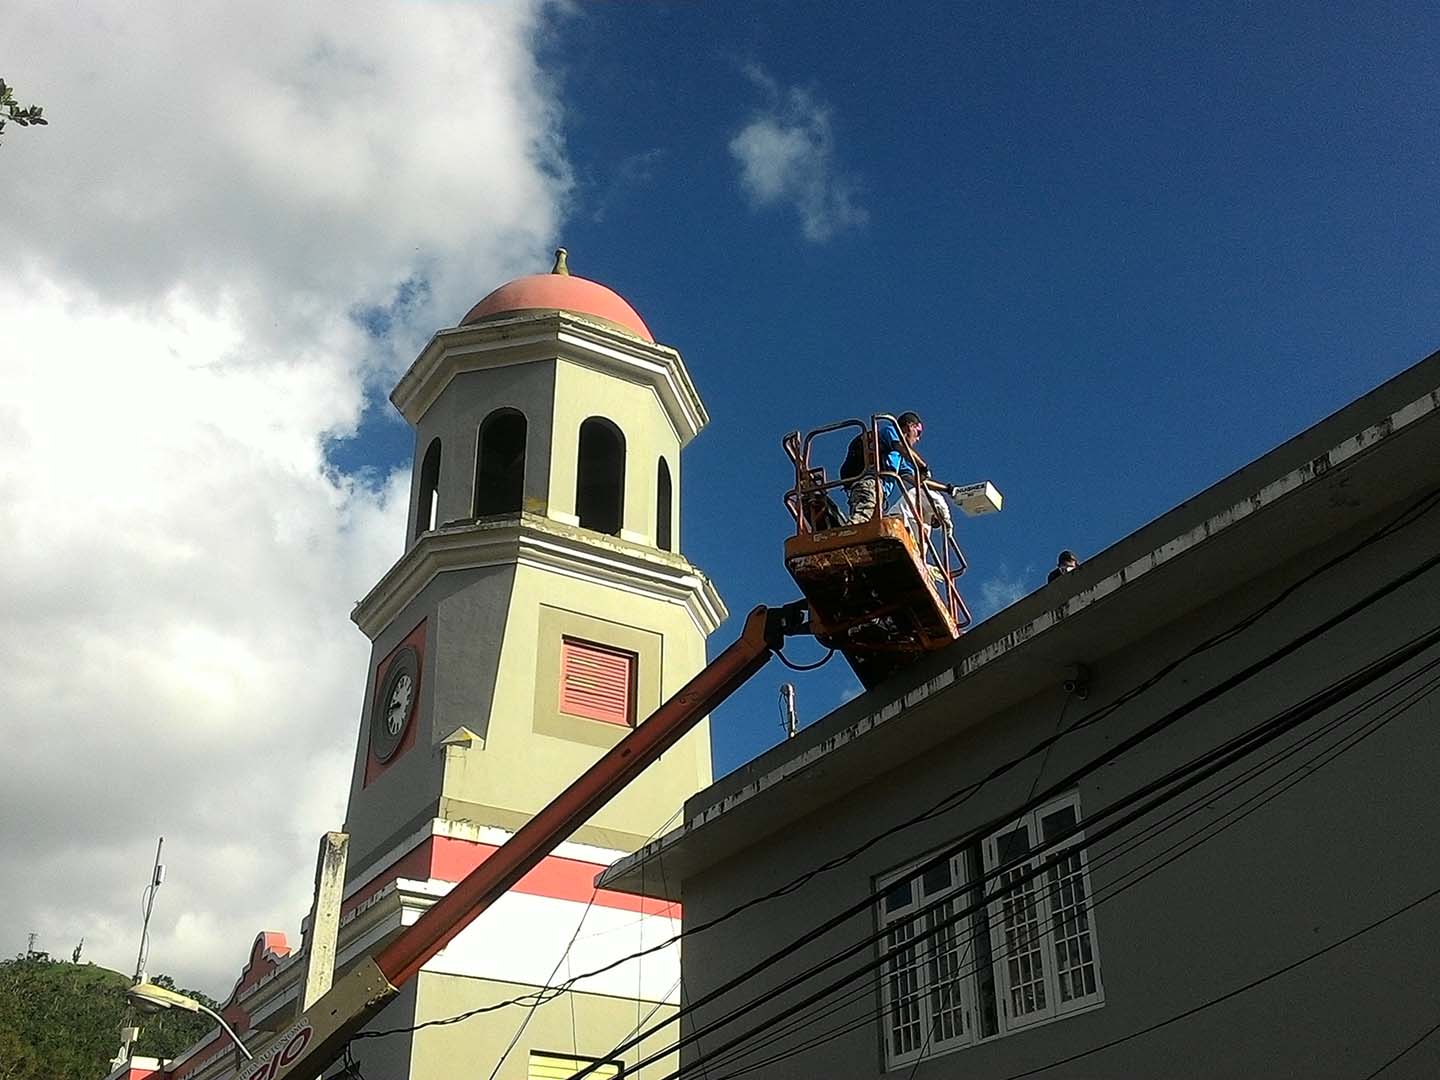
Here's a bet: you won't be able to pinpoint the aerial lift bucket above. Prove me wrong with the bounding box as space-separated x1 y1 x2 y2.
782 419 986 688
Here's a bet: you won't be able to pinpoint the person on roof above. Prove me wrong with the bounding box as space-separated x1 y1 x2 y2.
1048 549 1080 582
841 411 926 525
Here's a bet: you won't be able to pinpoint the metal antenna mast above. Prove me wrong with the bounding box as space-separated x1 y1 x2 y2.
132 837 165 984
114 837 166 1070
779 683 798 739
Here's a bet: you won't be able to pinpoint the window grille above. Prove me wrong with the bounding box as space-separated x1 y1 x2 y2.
877 792 1103 1069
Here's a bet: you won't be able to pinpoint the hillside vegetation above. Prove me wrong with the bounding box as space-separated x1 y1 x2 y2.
0 955 219 1080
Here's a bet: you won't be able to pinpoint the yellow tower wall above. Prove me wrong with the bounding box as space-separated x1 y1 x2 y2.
546 357 683 549
439 557 712 850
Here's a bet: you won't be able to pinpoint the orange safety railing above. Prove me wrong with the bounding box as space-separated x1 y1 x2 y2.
783 415 972 632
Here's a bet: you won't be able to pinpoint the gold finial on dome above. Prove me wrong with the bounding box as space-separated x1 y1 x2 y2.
551 248 570 275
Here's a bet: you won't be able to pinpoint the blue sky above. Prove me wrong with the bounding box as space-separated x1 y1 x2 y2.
335 1 1440 775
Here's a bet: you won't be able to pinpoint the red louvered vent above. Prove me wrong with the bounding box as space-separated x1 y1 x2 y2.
559 638 636 726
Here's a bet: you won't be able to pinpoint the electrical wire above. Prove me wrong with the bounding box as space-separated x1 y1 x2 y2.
657 837 713 1080
989 883 1440 1080
689 662 1440 1079
483 889 599 1080
654 636 1440 1080
535 483 1440 1038
686 706 1440 1080
701 652 1440 1077
569 546 1440 1079
1025 696 1073 802
353 806 687 1056
709 878 1440 1080
603 622 1440 1080
403 550 1440 1080
1360 1014 1440 1080
413 487 1440 1069
361 482 1440 1068
548 481 1440 1014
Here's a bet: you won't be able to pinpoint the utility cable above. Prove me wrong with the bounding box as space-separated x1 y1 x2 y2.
648 632 1440 1079
657 840 713 1080
354 807 685 1043
988 883 1440 1080
693 663 1440 1079
1360 1014 1440 1080
534 483 1440 1036
697 656 1440 1079
483 888 598 1080
371 531 1440 1068
710 878 1440 1080
571 547 1440 1079
553 481 1440 1022
608 621 1440 1080
391 613 1432 1077
1025 696 1073 802
356 484 1440 1058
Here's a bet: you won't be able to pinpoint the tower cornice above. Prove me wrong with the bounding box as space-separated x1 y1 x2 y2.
391 313 710 446
352 513 728 640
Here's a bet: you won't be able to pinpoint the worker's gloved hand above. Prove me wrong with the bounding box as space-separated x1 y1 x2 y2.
927 491 953 532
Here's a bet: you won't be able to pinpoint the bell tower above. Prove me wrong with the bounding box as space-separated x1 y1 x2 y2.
337 252 724 1078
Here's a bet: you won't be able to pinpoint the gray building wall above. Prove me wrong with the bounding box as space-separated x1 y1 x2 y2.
679 501 1440 1078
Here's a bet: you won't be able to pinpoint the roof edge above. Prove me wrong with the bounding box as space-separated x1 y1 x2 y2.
600 346 1440 896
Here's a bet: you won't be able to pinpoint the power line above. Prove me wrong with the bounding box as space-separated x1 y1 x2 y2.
484 889 599 1080
692 663 1440 1079
989 883 1440 1080
702 651 1440 1076
371 483 1440 1068
574 546 1440 1079
352 807 687 1047
551 484 1440 1049
710 878 1440 1080
398 482 1440 1056
656 831 714 1080
614 621 1440 1080
1360 1014 1440 1080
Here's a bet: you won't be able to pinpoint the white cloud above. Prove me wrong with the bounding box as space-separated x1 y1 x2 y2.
729 67 867 242
978 565 1034 619
0 0 569 994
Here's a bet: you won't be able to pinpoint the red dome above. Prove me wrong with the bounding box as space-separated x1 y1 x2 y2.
461 272 654 342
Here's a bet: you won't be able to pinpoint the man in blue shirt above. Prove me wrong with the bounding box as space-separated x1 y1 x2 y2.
841 411 925 525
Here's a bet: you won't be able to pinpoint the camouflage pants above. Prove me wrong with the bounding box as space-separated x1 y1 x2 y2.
846 478 882 524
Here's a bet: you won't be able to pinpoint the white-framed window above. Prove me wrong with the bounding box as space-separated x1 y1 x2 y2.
877 792 1104 1070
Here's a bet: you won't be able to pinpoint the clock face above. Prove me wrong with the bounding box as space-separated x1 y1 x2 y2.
385 674 413 735
370 646 419 764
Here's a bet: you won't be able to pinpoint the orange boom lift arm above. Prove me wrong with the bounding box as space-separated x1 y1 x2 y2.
237 601 812 1080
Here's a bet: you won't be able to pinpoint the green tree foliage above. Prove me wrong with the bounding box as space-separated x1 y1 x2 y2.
0 79 48 143
0 956 222 1080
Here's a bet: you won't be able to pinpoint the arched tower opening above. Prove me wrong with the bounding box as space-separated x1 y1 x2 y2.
416 437 442 541
474 408 527 517
656 457 674 552
577 417 625 536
